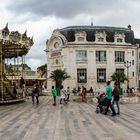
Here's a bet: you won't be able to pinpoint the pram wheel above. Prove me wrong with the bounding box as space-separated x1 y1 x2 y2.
96 106 100 113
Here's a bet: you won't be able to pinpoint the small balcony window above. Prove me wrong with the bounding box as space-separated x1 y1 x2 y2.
77 37 84 42
98 37 104 42
117 38 123 43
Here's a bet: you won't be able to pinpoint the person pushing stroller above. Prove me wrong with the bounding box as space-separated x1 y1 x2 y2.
96 92 107 113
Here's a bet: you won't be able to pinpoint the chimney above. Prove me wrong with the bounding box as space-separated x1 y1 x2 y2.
128 25 131 30
91 17 93 26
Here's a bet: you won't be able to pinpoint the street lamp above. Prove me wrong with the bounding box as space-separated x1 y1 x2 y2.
124 60 131 90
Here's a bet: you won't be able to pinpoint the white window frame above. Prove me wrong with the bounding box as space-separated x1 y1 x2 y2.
115 51 125 62
96 51 106 62
76 50 87 61
77 69 87 83
97 69 106 82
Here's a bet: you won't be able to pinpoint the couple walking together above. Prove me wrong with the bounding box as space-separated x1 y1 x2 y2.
52 85 70 106
104 81 120 116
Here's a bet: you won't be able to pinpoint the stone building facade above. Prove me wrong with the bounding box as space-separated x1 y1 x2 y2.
46 25 140 91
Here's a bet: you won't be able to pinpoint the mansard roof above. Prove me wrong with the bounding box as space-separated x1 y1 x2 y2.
134 38 140 47
59 26 136 44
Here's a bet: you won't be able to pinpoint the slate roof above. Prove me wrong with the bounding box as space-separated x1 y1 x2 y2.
59 26 140 45
134 38 140 47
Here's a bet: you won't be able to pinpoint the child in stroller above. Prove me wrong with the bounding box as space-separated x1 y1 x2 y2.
96 92 108 113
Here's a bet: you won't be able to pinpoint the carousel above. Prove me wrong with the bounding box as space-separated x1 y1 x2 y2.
0 23 33 104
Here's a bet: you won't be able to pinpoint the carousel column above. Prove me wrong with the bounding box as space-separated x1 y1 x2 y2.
23 55 26 85
13 55 16 80
17 51 19 83
0 41 4 101
21 56 24 77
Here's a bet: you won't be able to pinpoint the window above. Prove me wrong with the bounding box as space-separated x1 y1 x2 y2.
117 38 123 43
77 37 84 42
97 37 104 42
132 72 134 77
115 51 125 62
55 59 58 64
139 65 140 73
132 60 134 65
132 50 134 56
77 69 87 83
76 50 87 61
96 51 106 62
97 69 106 82
116 69 124 73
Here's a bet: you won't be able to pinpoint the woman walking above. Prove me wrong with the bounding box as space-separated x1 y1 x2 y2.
112 82 120 115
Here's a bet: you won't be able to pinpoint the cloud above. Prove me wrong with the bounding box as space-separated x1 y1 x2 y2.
6 0 119 19
1 0 140 71
26 58 44 70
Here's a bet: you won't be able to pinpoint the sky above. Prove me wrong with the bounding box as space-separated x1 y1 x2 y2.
1 0 140 70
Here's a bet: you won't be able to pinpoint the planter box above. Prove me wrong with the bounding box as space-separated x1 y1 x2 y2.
92 97 98 103
120 96 139 104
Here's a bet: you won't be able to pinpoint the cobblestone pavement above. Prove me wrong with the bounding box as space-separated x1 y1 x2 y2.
0 95 140 140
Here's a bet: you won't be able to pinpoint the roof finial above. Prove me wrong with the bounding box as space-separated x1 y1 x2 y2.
91 17 93 26
23 29 27 36
6 22 8 28
3 22 9 32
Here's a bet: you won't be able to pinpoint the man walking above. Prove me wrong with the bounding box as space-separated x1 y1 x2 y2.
52 86 57 106
104 81 116 116
66 86 70 101
32 83 39 105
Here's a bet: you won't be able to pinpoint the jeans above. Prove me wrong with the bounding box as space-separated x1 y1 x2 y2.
67 94 70 101
60 98 67 104
112 99 120 114
104 99 116 115
53 96 56 105
32 95 39 104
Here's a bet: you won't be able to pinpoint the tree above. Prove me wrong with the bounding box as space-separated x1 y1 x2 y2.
50 69 70 95
37 64 47 77
111 71 127 84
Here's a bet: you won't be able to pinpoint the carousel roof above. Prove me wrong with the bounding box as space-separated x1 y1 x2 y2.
0 24 34 58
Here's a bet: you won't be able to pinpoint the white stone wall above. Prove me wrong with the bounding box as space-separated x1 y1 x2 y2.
46 31 138 91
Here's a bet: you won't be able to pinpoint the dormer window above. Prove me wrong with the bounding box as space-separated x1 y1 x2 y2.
2 31 9 37
114 32 125 43
95 31 106 43
98 37 104 42
75 31 86 42
117 38 123 43
78 37 84 42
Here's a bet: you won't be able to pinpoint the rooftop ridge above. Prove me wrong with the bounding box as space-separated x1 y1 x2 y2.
60 25 131 32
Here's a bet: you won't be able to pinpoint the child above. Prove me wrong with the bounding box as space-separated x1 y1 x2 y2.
60 86 67 104
26 88 29 99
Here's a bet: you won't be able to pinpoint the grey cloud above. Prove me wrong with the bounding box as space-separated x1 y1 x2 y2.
6 0 119 19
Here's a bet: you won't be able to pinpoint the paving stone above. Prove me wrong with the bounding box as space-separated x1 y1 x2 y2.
0 96 140 140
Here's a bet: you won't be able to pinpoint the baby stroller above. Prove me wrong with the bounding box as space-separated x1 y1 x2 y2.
96 93 108 114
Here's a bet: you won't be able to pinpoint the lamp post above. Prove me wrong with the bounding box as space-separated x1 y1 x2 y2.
124 61 131 90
